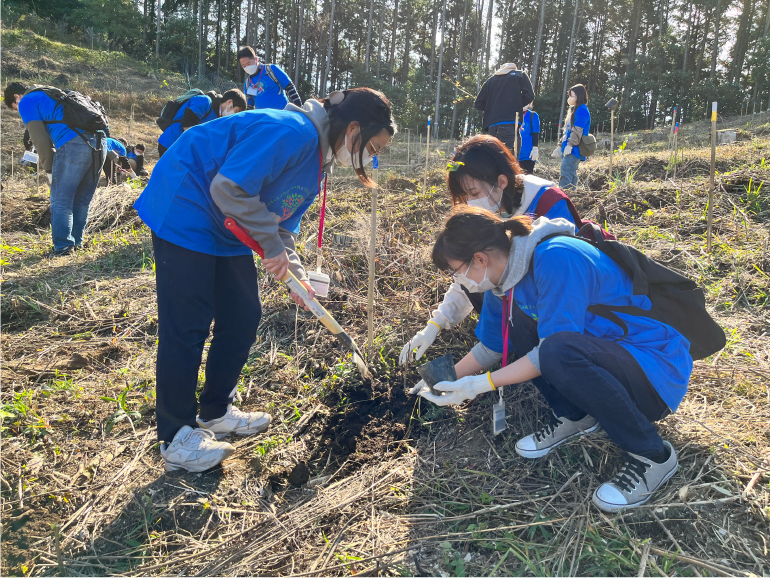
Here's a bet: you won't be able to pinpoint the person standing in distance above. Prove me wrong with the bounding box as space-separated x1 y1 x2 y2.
518 102 540 175
474 63 534 154
558 84 591 191
238 46 302 110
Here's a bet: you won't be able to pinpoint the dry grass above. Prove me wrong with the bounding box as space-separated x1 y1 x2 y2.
1 106 768 577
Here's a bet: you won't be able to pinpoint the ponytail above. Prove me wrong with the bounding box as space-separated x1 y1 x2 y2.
432 207 533 271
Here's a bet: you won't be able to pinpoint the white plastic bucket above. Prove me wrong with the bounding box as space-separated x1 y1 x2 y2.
22 150 39 164
308 271 330 298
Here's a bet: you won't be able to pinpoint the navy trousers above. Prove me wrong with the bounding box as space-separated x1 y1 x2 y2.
508 301 670 459
152 233 262 442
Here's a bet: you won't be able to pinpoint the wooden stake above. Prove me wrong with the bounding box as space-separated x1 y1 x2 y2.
128 103 135 139
11 148 14 180
669 106 677 149
423 117 431 191
514 112 519 159
707 101 717 252
609 109 614 178
367 180 378 351
406 128 411 167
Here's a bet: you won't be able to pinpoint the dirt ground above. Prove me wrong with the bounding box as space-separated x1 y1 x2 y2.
1 87 769 575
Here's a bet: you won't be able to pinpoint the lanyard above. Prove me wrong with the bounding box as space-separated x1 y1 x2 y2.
248 65 265 89
500 288 514 367
317 149 328 249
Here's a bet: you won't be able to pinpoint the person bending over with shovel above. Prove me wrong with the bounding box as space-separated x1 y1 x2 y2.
134 88 396 473
400 135 612 378
412 207 699 512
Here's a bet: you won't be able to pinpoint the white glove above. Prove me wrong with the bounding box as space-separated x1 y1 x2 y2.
417 374 494 406
530 147 539 161
564 145 573 157
551 147 561 159
399 321 441 365
47 173 53 185
409 379 429 395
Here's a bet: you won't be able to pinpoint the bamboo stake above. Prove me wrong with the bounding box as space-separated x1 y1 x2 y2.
367 175 378 351
128 103 135 139
406 128 411 167
707 101 717 252
423 116 431 191
609 109 614 178
669 106 677 149
11 148 14 180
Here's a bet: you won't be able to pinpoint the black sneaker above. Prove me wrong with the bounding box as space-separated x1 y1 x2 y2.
592 441 678 512
47 246 74 258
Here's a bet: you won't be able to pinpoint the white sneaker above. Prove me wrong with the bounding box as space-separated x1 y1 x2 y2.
196 404 271 439
592 441 678 512
160 426 235 472
515 413 600 459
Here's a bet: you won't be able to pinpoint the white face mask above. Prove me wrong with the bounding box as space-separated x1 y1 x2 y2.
335 133 373 168
220 103 234 117
454 263 496 294
244 64 258 75
466 184 502 213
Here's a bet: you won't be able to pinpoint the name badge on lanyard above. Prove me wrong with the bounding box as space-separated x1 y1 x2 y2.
493 289 515 436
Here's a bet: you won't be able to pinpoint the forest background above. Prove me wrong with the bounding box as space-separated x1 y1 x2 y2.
3 0 770 146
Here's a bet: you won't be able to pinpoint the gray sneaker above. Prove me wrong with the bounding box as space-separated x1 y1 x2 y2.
515 413 600 458
592 441 678 512
196 404 271 439
161 426 236 472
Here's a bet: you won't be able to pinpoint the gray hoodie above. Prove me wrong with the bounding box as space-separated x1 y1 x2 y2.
209 99 332 282
470 217 577 371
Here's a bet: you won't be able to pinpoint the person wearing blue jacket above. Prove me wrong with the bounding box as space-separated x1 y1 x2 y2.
518 102 540 175
4 82 106 256
134 88 396 473
559 84 591 190
400 135 585 368
238 46 302 110
157 88 246 157
413 208 691 512
103 137 130 184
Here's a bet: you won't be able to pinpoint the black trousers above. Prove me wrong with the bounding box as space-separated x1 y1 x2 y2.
152 233 262 442
488 124 520 155
519 160 536 175
158 143 168 158
508 299 670 459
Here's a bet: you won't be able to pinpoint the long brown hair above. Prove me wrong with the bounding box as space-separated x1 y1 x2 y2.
317 88 397 188
566 84 588 125
432 206 533 271
446 135 525 213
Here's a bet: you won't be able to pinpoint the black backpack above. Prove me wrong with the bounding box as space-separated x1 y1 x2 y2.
156 89 212 131
535 223 726 361
30 86 110 137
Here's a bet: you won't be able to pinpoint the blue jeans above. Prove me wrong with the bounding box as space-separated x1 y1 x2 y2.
559 153 580 190
50 134 106 250
508 300 670 459
152 233 262 442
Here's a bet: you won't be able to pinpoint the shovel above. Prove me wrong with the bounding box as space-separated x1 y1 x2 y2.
224 217 371 380
417 353 456 395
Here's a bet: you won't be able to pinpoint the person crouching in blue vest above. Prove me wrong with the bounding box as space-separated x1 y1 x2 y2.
4 82 106 257
238 46 302 110
103 137 132 184
157 89 246 158
558 84 591 190
134 88 396 473
518 102 540 175
400 134 596 370
413 207 691 512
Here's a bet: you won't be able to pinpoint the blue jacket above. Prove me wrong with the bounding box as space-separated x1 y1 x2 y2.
244 64 291 110
134 108 321 257
512 236 692 410
561 104 591 161
157 94 218 149
105 138 127 156
475 192 578 354
519 110 540 161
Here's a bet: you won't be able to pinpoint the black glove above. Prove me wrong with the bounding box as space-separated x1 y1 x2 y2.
181 107 202 130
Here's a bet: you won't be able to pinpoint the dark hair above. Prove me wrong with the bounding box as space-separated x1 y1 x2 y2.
135 143 146 151
318 87 397 188
432 206 533 271
4 82 27 109
237 46 256 60
447 135 524 213
117 137 128 146
567 84 588 125
222 88 247 111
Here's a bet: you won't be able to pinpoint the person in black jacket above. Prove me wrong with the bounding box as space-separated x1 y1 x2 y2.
474 63 534 154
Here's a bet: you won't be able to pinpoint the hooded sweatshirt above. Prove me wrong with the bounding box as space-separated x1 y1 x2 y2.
470 217 693 411
474 69 534 130
134 104 328 281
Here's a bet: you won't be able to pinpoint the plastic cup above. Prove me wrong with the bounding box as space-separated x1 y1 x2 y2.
417 353 456 395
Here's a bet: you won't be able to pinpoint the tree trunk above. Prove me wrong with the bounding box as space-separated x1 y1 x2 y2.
531 0 546 90
295 0 304 84
321 0 335 97
730 0 754 84
475 0 484 92
216 0 223 72
710 0 722 80
365 0 374 72
621 0 642 108
559 0 580 124
389 0 399 84
484 0 493 74
198 0 204 79
450 0 469 139
264 0 270 61
376 0 385 76
693 8 710 87
433 0 448 139
156 0 161 57
429 4 438 88
402 0 410 83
